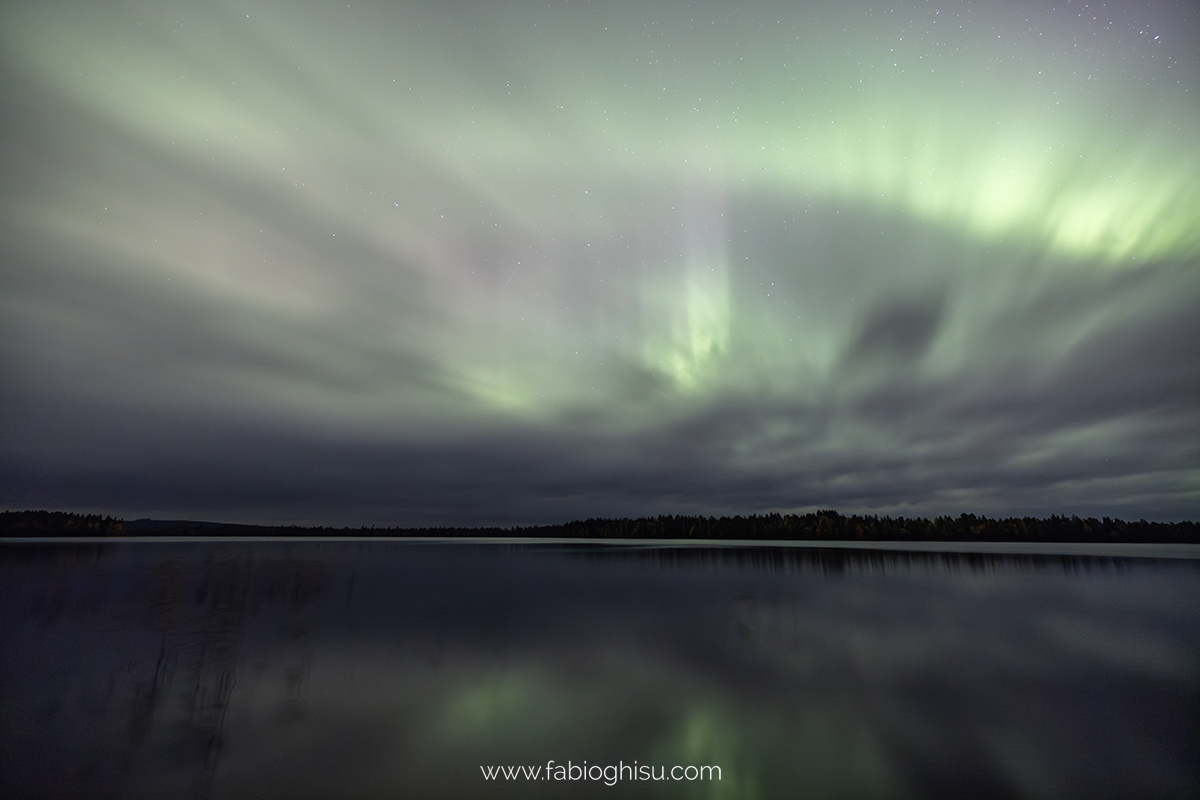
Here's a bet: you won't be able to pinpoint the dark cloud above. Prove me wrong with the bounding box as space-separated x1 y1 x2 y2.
843 292 945 373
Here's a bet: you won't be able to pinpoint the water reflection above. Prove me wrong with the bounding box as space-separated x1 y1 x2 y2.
1 542 1196 798
569 543 1157 575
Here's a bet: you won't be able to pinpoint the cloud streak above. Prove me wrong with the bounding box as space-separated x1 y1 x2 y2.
1 0 1197 523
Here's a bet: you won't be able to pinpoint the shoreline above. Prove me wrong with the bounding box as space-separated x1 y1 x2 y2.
4 536 1198 559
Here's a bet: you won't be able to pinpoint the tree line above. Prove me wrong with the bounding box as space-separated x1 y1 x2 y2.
2 509 1196 543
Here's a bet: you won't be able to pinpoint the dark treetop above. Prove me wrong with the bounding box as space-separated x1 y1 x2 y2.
2 510 1196 544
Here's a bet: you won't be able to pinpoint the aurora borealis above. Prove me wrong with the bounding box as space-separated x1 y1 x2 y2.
1 0 1197 524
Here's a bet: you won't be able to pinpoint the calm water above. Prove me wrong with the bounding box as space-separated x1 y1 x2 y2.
1 541 1196 799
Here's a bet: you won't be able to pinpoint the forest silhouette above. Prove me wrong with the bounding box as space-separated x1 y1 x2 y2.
2 510 1196 543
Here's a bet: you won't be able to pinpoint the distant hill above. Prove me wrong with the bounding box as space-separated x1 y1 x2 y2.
1 509 1197 543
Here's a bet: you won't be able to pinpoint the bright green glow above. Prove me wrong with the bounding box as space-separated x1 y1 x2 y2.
668 707 760 800
641 194 732 391
2 0 1197 427
10 2 1196 266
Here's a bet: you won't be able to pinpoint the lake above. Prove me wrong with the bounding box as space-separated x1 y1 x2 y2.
1 540 1197 799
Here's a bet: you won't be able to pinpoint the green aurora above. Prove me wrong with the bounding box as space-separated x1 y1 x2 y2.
1 0 1197 523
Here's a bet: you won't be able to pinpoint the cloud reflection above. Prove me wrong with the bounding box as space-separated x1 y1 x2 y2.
1 542 1196 797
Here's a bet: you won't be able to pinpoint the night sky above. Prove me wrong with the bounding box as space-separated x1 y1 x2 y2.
1 0 1197 526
